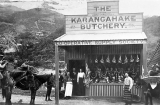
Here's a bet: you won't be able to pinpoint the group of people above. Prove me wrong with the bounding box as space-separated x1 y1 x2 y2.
58 68 86 99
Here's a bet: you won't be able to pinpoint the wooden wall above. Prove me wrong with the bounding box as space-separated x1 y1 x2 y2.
64 44 143 62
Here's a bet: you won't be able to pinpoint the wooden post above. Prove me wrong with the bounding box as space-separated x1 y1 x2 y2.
55 45 59 105
143 43 148 76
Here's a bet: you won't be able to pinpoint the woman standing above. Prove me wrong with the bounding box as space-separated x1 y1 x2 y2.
77 69 85 96
64 72 73 99
123 72 133 105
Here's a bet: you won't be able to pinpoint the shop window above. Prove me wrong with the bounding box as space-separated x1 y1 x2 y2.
88 54 140 83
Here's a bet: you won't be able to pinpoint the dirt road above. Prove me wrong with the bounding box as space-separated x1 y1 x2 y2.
0 94 160 105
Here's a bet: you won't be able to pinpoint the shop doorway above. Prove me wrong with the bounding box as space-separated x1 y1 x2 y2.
69 60 85 96
69 60 85 73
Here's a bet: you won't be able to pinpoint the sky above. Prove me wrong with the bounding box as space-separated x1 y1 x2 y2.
0 0 160 16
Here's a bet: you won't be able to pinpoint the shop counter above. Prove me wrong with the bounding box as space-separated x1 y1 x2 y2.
86 83 141 97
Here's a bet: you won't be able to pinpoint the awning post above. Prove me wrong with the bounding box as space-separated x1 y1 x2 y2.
143 43 148 76
55 45 59 105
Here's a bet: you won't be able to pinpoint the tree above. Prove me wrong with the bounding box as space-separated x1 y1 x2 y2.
14 26 65 68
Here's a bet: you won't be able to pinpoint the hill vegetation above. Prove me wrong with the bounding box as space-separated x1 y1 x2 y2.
144 16 160 58
0 4 160 68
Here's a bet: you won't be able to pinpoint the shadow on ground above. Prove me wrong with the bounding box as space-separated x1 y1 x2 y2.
0 102 45 105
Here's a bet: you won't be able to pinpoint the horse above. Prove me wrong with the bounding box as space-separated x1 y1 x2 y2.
13 67 56 105
1 61 56 105
1 61 26 105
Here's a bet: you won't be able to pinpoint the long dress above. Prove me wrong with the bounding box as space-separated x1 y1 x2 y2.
72 72 77 96
65 76 73 97
77 72 85 96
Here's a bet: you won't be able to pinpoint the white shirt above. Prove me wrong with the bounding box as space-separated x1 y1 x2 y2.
124 76 133 90
77 72 85 83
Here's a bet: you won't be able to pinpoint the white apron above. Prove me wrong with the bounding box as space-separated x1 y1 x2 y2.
65 82 73 97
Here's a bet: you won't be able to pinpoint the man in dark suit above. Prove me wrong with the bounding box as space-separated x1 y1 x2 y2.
45 73 55 101
59 71 63 92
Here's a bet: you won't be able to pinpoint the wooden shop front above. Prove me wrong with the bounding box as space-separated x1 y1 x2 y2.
54 0 148 99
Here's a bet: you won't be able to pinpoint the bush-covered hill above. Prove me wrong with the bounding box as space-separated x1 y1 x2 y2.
0 4 160 68
144 16 160 58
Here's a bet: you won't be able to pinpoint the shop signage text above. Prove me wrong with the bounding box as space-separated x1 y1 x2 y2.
87 1 119 15
66 13 142 34
55 40 146 46
70 15 136 30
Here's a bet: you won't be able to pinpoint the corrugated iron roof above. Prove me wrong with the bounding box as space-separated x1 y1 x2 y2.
55 32 147 41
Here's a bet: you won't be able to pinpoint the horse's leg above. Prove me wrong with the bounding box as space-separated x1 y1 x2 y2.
8 86 13 105
30 88 33 105
5 86 13 105
30 88 36 105
149 94 153 105
32 90 37 105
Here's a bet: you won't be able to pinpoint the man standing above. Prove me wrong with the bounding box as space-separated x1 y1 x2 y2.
59 71 63 92
45 73 55 101
123 72 133 105
72 68 77 96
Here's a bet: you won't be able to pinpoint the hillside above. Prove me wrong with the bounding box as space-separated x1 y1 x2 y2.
12 8 65 35
144 16 160 58
0 4 24 15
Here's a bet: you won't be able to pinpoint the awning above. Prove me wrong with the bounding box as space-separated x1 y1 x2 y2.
55 32 147 46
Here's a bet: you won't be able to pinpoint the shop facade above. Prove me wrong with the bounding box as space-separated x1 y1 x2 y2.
55 0 148 98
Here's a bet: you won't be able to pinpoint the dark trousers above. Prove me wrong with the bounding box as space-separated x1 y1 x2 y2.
46 86 52 100
144 92 153 105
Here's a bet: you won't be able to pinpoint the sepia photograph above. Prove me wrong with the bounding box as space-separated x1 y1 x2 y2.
0 0 160 105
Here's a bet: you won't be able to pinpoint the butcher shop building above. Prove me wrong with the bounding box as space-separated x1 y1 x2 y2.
54 0 148 98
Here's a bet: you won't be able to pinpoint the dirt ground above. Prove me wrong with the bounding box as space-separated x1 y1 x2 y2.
0 87 160 105
0 94 160 105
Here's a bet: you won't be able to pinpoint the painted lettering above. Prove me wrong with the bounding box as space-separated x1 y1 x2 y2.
118 16 124 21
109 23 113 29
94 6 99 11
88 17 94 22
100 17 105 22
103 24 108 29
71 18 76 23
106 17 111 22
94 17 100 22
81 24 85 29
125 16 130 21
114 23 119 28
112 16 118 22
94 6 111 12
77 18 82 23
119 23 125 28
131 15 136 21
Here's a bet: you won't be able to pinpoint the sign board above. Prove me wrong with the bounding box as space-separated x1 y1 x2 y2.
55 39 147 46
87 1 119 16
66 13 143 34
